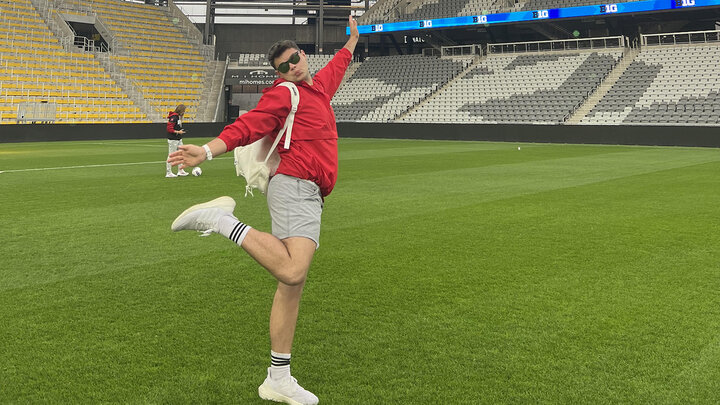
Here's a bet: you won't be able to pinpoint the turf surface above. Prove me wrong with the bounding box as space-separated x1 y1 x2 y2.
1 137 719 403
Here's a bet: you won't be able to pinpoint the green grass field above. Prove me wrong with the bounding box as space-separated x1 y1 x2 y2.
1 137 719 403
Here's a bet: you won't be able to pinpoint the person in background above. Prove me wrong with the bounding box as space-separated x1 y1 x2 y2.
166 104 188 178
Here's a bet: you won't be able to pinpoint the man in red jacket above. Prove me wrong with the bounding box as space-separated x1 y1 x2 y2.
167 15 359 405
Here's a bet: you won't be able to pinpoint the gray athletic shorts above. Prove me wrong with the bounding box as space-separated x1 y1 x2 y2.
267 174 323 248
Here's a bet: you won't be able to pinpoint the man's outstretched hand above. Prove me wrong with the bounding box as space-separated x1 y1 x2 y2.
344 14 360 53
168 144 205 169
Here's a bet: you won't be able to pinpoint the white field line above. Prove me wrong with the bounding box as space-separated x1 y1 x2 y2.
77 141 165 147
42 140 214 148
0 157 232 174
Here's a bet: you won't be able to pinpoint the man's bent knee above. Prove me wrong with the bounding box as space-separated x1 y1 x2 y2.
282 266 309 286
278 237 316 285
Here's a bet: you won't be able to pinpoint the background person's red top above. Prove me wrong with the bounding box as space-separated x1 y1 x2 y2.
218 48 352 197
167 111 182 140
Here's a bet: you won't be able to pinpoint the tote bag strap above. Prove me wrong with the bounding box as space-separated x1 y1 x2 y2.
263 82 300 164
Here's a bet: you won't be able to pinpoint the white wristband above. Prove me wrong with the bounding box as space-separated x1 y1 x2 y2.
202 144 213 161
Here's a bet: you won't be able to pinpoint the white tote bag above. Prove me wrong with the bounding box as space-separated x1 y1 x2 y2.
234 82 299 196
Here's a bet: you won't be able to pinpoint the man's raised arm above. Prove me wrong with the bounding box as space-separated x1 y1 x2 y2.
343 14 360 54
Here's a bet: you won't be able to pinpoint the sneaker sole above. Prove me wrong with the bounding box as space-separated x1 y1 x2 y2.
258 383 311 405
170 196 236 232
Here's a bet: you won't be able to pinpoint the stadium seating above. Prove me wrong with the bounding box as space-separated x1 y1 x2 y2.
0 0 147 124
581 43 720 126
358 0 406 25
393 0 504 23
237 53 271 67
1 0 224 124
328 35 717 127
331 54 470 122
3 0 717 130
519 0 637 11
307 54 334 75
399 49 622 124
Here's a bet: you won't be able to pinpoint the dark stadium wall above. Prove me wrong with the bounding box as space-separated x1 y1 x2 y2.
1 123 718 148
336 123 720 148
0 123 228 143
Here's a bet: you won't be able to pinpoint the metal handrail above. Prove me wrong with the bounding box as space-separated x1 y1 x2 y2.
641 29 720 46
487 36 625 54
213 56 229 122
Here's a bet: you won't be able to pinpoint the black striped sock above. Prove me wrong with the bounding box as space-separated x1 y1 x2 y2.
227 221 251 247
271 351 291 367
270 351 291 381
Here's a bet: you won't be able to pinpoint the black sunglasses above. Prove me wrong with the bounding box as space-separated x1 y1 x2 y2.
276 51 300 73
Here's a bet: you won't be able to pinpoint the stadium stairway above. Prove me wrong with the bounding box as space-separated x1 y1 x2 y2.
197 59 226 122
85 0 219 122
339 61 361 88
566 46 639 124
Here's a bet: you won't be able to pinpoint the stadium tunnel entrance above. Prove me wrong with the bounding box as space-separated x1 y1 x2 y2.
59 13 110 53
67 21 109 52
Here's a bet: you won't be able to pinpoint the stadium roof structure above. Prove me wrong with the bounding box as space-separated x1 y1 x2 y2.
352 0 720 35
168 0 720 52
347 0 720 52
171 0 373 55
173 0 373 24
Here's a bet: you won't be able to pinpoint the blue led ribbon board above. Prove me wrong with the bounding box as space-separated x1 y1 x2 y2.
348 0 720 35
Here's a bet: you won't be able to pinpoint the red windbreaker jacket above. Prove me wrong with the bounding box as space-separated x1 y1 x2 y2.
218 48 352 197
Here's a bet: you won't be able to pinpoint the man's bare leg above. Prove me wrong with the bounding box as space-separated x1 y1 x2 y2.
241 234 317 358
241 231 317 286
243 235 319 404
171 199 320 404
270 279 305 353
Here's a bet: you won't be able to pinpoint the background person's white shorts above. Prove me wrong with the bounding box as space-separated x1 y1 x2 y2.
167 139 183 154
267 174 323 248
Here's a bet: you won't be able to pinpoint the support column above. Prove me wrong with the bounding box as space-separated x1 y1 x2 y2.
364 0 370 56
204 0 215 45
318 0 324 54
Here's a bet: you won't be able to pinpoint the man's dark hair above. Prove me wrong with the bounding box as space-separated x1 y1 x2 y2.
267 40 300 70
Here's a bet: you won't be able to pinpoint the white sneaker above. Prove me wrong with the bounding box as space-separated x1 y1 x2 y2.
258 369 319 405
165 172 178 178
171 196 236 236
177 169 189 176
